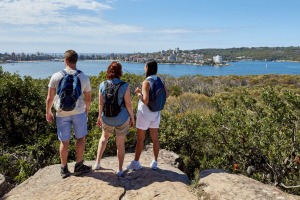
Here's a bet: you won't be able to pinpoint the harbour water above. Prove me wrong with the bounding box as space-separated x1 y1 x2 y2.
1 60 300 79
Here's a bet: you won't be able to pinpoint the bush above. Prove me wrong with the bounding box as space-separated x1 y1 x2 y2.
0 67 57 186
2 67 300 195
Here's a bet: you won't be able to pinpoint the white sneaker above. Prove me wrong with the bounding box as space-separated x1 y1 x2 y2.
94 163 101 170
116 170 124 177
126 160 142 171
150 160 158 170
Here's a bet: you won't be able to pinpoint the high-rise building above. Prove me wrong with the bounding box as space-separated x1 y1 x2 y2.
11 52 16 60
213 55 222 63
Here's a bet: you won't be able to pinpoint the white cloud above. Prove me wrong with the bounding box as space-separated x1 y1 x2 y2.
0 0 112 25
154 28 224 34
0 0 229 53
0 0 143 38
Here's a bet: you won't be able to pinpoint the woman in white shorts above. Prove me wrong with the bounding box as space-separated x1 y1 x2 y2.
127 60 168 171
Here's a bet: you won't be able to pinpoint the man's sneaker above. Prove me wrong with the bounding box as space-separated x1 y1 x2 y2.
60 165 71 178
74 160 92 176
150 160 158 170
126 160 142 171
116 170 124 177
94 163 101 170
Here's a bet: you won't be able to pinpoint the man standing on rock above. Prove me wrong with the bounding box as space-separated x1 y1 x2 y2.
46 50 92 178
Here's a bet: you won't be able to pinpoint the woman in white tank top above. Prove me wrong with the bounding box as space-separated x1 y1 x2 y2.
127 60 168 171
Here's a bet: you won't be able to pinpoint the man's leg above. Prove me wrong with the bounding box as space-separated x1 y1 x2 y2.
60 140 70 166
72 112 91 175
75 136 85 163
56 115 72 178
56 116 71 166
72 112 88 163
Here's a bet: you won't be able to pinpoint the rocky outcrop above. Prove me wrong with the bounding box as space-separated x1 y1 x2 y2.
2 145 198 200
199 169 300 200
2 145 300 200
0 174 8 198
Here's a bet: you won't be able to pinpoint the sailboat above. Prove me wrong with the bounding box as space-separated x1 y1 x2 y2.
265 64 268 68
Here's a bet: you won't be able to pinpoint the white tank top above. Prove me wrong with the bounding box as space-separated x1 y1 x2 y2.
137 75 160 121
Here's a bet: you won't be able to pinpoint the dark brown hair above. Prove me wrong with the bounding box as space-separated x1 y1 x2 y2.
64 50 78 64
145 60 158 77
106 61 122 79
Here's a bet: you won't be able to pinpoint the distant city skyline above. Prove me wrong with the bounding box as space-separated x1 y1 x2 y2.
1 0 300 54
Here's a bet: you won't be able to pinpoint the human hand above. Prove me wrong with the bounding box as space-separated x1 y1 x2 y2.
96 116 102 128
130 117 135 127
135 87 141 94
46 112 54 124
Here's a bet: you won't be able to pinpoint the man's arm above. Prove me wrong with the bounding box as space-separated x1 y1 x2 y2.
46 87 56 123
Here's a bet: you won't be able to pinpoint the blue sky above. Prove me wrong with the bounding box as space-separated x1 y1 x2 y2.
0 0 299 53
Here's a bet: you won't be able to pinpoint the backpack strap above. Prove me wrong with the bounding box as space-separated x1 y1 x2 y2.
112 81 126 106
73 70 82 91
74 70 82 76
146 76 160 88
104 80 109 89
60 70 67 76
57 70 82 95
117 81 126 106
146 77 156 100
57 70 68 95
60 69 81 76
109 81 126 106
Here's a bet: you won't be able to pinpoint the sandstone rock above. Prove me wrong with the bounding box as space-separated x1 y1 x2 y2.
2 145 198 200
0 174 8 198
3 146 300 200
199 169 300 200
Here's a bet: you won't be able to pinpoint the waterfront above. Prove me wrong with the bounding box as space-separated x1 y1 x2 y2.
1 60 300 79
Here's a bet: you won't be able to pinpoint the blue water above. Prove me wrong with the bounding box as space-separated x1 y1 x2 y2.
1 60 300 79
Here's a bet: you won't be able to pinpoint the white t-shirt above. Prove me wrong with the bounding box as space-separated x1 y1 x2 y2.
48 68 91 117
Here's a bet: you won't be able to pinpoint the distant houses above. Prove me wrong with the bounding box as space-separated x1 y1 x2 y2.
0 48 226 66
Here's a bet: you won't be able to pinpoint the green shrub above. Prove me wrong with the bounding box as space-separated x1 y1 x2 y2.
2 66 300 195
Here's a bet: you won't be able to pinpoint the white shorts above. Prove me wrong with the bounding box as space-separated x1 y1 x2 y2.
136 111 161 130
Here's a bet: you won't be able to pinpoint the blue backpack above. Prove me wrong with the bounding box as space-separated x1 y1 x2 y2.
147 77 166 112
56 70 82 111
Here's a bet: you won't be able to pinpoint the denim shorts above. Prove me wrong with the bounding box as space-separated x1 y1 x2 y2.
102 118 130 136
56 112 88 141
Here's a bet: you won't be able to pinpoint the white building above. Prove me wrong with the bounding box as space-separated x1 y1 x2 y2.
213 55 222 63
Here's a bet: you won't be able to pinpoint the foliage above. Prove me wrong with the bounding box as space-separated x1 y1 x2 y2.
190 46 300 62
0 67 58 186
2 66 300 195
208 87 300 193
0 69 49 147
159 86 300 194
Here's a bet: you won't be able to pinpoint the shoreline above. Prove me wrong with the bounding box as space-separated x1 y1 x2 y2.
1 59 300 65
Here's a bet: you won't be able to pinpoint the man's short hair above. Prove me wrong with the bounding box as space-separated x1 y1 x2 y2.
64 50 78 64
